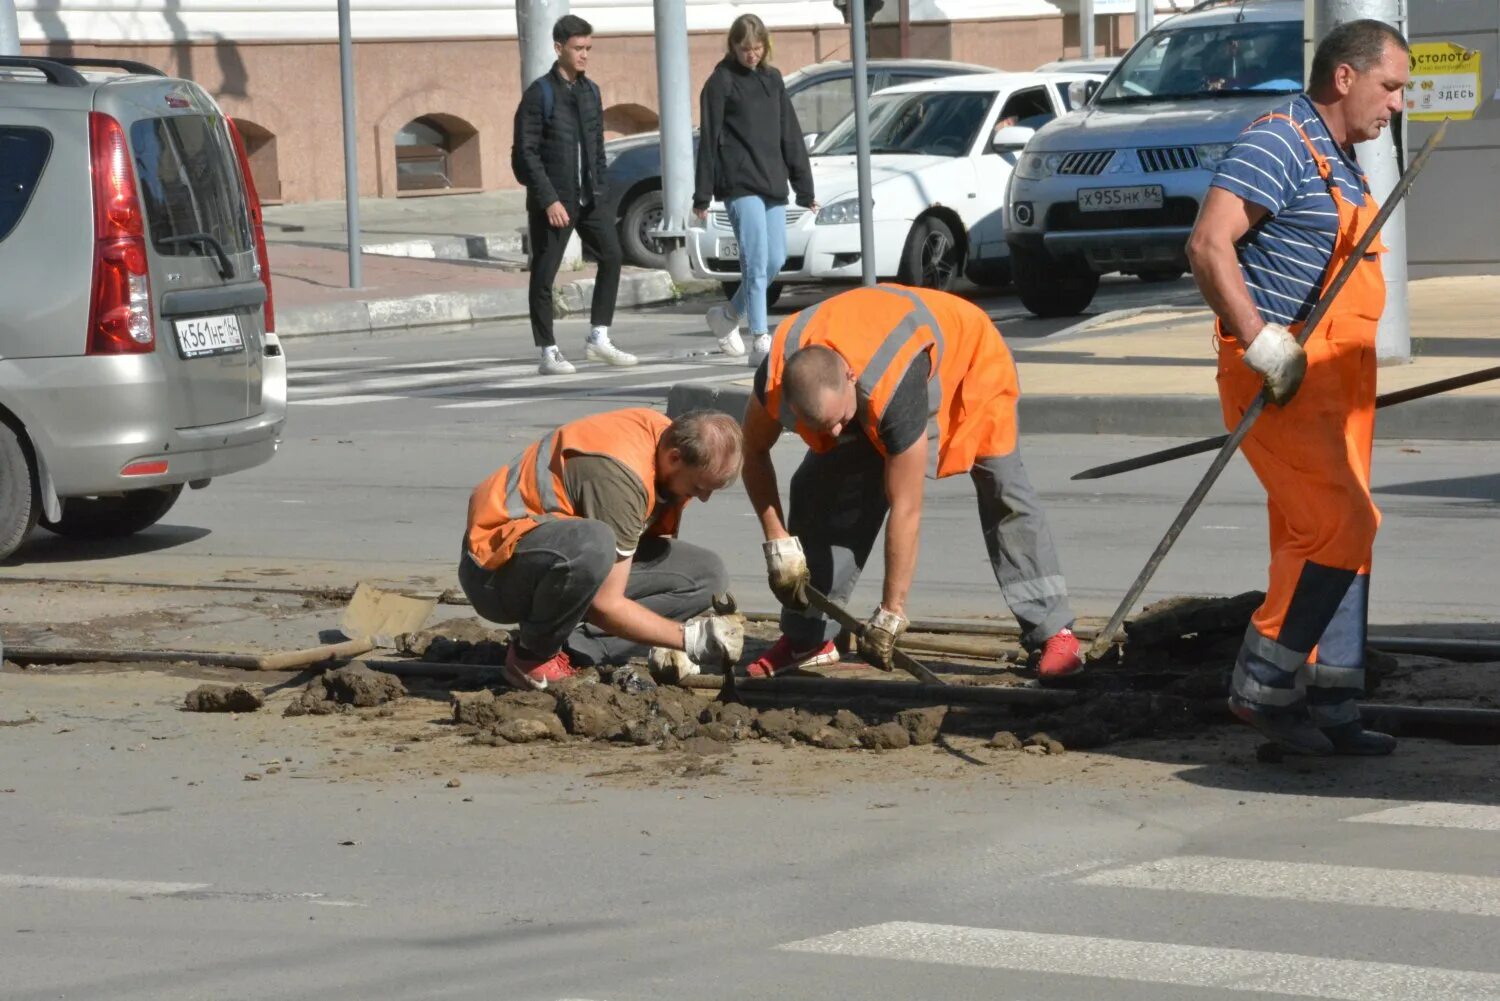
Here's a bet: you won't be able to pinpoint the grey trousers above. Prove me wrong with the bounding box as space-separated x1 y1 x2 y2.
458 520 728 666
779 437 1074 650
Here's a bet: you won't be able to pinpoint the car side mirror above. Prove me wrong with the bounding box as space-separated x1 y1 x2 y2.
1068 79 1101 107
991 125 1036 152
803 132 820 150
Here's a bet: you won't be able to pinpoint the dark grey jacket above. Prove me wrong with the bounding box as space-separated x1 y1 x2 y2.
694 58 815 211
512 65 609 212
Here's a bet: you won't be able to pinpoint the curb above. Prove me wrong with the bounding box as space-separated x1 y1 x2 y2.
665 383 1500 441
276 268 676 337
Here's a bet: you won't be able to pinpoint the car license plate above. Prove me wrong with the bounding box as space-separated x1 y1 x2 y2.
720 238 739 261
175 314 245 358
1077 185 1164 212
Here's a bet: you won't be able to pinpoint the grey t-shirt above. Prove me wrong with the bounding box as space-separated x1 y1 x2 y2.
754 352 930 455
563 454 670 559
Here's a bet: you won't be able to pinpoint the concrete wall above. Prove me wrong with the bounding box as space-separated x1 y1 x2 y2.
1406 1 1500 277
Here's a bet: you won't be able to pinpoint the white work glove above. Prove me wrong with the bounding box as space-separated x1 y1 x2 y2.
684 615 745 668
1243 322 1307 406
857 606 908 672
763 536 811 611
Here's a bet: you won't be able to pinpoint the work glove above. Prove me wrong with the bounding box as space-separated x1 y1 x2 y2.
857 606 908 672
1243 322 1307 406
684 615 745 669
763 536 811 611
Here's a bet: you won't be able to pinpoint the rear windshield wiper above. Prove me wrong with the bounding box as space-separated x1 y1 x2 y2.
158 232 235 280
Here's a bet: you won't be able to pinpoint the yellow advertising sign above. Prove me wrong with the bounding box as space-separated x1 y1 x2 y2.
1406 42 1483 121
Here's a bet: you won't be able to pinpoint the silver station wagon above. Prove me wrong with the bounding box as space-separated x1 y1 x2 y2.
0 56 286 561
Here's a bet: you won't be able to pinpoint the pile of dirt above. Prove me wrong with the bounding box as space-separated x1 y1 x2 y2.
398 618 510 665
451 681 979 754
183 684 264 713
284 663 406 716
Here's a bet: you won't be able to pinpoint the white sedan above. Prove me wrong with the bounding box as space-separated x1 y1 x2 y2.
687 71 1101 294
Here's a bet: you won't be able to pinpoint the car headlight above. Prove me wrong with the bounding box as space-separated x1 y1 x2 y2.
1015 152 1064 180
816 198 860 225
1195 143 1232 171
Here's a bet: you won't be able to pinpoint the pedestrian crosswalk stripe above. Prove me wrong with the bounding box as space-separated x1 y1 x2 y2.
1345 802 1500 832
289 361 538 396
294 394 405 407
1078 855 1500 917
779 921 1500 1000
0 873 209 895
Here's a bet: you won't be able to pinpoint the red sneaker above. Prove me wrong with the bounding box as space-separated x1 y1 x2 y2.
503 644 576 690
1036 627 1083 681
745 636 840 678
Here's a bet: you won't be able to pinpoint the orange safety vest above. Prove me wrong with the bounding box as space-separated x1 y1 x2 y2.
1216 112 1386 645
763 284 1020 478
465 408 684 570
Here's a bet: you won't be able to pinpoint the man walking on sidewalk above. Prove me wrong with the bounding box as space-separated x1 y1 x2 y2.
739 284 1082 682
461 408 744 690
1186 20 1409 756
511 14 635 375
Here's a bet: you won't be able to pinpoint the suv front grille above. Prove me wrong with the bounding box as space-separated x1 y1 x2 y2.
1045 197 1200 232
1057 151 1114 176
1138 146 1199 172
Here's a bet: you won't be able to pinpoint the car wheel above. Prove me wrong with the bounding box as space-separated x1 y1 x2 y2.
0 422 39 561
719 281 783 309
619 188 669 269
898 216 961 291
1138 269 1185 284
1012 246 1099 318
40 485 184 540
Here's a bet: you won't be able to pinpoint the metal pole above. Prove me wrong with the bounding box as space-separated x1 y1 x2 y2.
1314 0 1410 362
517 0 568 90
654 0 693 283
0 0 21 57
899 0 911 58
337 0 361 289
1135 0 1152 43
1080 0 1095 60
850 0 877 286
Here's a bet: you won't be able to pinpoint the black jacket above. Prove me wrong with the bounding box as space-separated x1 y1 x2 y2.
512 65 609 212
693 58 815 211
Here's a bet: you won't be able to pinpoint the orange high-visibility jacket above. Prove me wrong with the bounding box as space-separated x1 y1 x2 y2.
465 408 683 570
763 284 1020 478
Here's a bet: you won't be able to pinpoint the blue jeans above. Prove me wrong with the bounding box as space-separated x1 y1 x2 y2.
725 195 786 336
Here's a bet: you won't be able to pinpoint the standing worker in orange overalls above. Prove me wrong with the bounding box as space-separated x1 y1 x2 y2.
1186 20 1410 755
739 284 1082 681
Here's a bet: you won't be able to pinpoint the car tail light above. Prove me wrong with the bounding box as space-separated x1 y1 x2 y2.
121 460 169 477
227 119 275 333
87 111 155 355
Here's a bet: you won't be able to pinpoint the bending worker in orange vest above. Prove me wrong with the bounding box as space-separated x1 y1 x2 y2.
1186 20 1409 755
462 408 745 691
740 284 1082 680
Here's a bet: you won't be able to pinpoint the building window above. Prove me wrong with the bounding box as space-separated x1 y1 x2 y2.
394 114 481 193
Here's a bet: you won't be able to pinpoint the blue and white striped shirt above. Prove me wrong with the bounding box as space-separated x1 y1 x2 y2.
1209 95 1370 326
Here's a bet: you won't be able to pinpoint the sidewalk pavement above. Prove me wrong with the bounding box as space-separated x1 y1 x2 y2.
264 191 692 336
668 274 1500 441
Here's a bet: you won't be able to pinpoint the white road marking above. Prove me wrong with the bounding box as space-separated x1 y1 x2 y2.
293 394 404 407
288 355 391 369
1346 803 1500 832
290 361 538 396
780 922 1500 1000
1079 855 1500 917
0 873 209 895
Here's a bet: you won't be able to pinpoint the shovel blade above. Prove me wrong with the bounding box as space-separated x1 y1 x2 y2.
338 582 437 646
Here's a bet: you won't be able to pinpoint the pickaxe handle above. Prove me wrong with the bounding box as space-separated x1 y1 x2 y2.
802 586 947 686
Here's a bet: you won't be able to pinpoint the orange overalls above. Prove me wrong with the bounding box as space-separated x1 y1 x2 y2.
1216 114 1386 728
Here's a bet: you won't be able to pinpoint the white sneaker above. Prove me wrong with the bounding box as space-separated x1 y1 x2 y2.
585 336 638 367
538 346 576 376
707 304 745 357
746 333 773 369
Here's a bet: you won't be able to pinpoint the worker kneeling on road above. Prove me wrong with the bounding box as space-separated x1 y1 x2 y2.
461 408 745 691
1186 19 1408 756
740 283 1082 681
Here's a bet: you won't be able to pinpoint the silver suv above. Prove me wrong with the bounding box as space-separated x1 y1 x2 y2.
0 57 286 561
1004 0 1304 316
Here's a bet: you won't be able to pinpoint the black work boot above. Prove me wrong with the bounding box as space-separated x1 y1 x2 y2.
1321 720 1397 756
1228 695 1334 756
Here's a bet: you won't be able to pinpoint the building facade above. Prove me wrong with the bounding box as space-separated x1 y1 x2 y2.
14 0 1141 203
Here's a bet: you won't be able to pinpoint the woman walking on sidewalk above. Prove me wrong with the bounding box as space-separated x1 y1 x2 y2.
694 14 817 368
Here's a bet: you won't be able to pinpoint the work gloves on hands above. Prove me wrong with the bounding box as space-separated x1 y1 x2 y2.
1243 322 1306 406
858 606 908 672
684 615 745 668
763 536 811 610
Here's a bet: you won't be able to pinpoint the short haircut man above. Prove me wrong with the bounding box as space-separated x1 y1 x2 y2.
553 13 593 45
1310 19 1409 90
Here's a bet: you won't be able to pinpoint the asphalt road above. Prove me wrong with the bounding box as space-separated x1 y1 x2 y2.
4 279 1499 1001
